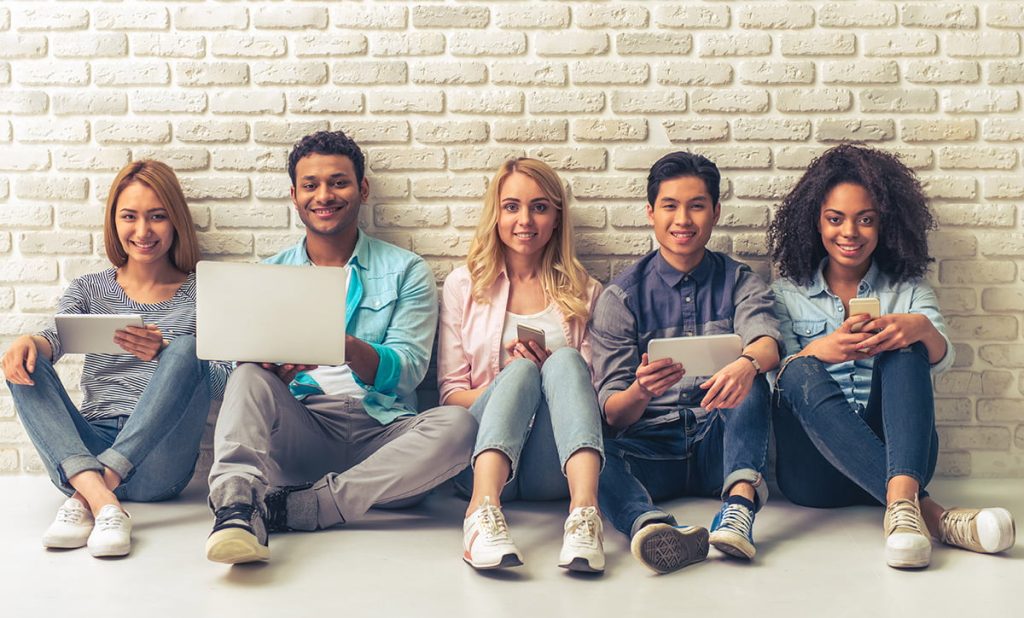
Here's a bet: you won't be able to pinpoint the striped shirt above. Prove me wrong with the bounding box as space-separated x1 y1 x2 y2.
37 268 230 421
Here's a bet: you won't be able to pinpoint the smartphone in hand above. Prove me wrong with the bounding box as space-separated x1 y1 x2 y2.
848 297 881 332
516 323 546 351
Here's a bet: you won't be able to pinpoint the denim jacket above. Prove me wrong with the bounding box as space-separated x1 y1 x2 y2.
265 230 439 425
772 258 954 410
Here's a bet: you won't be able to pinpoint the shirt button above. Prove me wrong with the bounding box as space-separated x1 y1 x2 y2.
805 328 811 334
685 296 692 303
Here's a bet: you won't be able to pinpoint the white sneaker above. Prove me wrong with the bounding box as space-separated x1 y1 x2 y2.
462 497 523 570
558 506 605 573
42 498 94 549
940 507 1016 554
87 504 132 558
884 497 931 568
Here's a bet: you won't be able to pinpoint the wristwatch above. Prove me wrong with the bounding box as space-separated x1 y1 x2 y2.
740 353 762 374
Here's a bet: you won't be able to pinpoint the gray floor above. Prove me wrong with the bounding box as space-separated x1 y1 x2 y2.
1 475 1021 617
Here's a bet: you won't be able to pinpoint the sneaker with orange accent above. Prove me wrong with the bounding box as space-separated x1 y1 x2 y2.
462 497 523 570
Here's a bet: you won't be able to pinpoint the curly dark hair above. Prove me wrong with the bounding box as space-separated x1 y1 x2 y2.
287 130 365 186
767 144 936 285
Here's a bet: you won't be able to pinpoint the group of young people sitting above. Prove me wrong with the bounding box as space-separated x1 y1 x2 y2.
2 131 1015 575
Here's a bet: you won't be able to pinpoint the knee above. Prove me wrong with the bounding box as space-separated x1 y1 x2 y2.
432 406 478 456
504 357 541 382
162 334 197 359
876 341 929 367
121 473 193 503
227 362 276 388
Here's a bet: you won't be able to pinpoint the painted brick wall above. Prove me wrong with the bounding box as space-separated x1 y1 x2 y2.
0 1 1022 478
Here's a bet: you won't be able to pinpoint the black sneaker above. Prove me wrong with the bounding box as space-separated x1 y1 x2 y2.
264 483 314 533
205 503 269 564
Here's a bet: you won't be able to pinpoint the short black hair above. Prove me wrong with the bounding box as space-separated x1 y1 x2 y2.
767 144 936 285
646 151 721 206
288 130 365 186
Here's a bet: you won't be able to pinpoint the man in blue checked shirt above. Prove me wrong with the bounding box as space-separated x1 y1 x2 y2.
205 131 476 565
588 151 781 575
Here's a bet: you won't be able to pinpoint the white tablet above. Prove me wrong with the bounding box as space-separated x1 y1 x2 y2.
647 334 743 377
55 314 145 355
196 260 348 365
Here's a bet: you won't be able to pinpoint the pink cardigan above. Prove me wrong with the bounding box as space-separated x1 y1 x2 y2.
438 264 602 406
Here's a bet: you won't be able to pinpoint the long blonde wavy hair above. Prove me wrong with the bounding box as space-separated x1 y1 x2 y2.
466 158 592 326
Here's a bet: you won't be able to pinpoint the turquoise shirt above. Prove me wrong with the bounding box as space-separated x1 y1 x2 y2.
264 230 439 425
772 258 954 411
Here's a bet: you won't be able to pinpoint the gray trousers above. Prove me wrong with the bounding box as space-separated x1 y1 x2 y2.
208 363 476 529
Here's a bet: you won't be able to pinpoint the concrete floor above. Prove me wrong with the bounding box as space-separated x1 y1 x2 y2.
0 475 1020 617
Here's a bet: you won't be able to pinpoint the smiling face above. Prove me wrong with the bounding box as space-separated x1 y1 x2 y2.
496 171 560 263
819 182 879 279
291 153 368 243
114 182 175 267
646 175 720 273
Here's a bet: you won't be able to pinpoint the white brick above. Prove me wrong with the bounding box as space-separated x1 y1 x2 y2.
494 6 569 29
94 121 171 145
411 62 486 85
368 149 445 172
933 203 1016 227
0 259 57 283
412 233 471 258
412 6 489 29
617 33 692 56
823 60 899 84
576 233 651 256
0 8 7 31
94 7 168 31
983 288 1024 312
177 63 249 87
492 120 568 143
56 204 105 228
52 92 124 116
13 7 88 31
615 147 770 171
691 89 769 113
332 6 407 30
254 120 329 145
816 119 895 142
529 147 607 171
878 147 935 169
371 33 445 57
573 61 649 86
253 62 327 86
654 5 730 29
536 33 609 56
286 92 361 114
131 34 205 59
131 91 207 114
253 7 327 30
928 231 978 258
212 205 289 230
939 147 1018 170
16 286 62 312
781 33 856 56
253 177 291 201
333 61 407 85
819 4 897 27
935 288 978 314
738 61 814 85
528 91 604 114
15 62 90 87
61 258 112 281
367 91 442 114
295 34 367 57
448 147 524 171
132 148 209 172
987 4 1024 28
94 61 169 86
491 62 566 86
0 63 8 85
575 5 649 29
777 88 853 113
374 204 449 228
698 33 771 57
985 177 1024 200
860 88 938 113
947 32 1021 58
733 176 800 200
18 232 91 256
212 35 288 59
332 121 410 144
180 178 249 201
732 119 810 141
14 119 89 144
573 119 647 142
449 32 525 57
901 4 978 28
658 62 732 86
51 33 127 58
906 60 980 84
902 119 976 142
922 176 977 199
174 6 248 31
990 62 1024 85
612 91 687 114
738 5 814 29
410 177 486 200
56 148 131 172
943 89 1019 113
983 119 1024 142
864 32 938 56
449 91 523 115
212 149 288 172
572 176 645 200
663 119 730 142
414 121 488 145
0 148 49 171
0 205 52 228
177 121 250 143
0 34 47 59
198 233 253 256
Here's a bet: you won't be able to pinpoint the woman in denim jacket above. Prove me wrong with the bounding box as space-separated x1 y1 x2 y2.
767 144 1015 569
438 158 606 573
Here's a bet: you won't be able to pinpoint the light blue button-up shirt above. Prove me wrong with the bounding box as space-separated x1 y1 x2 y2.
264 230 439 425
772 258 954 411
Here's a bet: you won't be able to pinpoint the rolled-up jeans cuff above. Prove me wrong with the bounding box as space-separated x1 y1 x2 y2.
630 509 677 539
560 442 606 477
722 468 769 512
97 448 134 483
472 444 520 486
59 454 104 488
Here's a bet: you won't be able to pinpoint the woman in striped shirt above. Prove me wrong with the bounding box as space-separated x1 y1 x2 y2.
2 160 228 558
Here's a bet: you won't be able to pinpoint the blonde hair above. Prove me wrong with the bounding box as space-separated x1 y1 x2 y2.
466 158 592 325
103 160 200 273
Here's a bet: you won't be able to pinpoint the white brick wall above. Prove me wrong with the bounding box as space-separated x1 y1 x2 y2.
0 0 1022 478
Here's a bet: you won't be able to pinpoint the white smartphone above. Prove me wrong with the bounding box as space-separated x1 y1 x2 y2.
848 297 881 332
516 323 546 351
55 314 145 354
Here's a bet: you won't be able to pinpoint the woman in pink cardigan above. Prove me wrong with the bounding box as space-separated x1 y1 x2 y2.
439 158 606 573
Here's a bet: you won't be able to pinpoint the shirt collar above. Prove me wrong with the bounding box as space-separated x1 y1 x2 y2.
654 249 713 288
812 257 881 296
298 229 368 270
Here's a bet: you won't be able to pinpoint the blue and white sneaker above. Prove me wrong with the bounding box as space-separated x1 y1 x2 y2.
709 497 757 560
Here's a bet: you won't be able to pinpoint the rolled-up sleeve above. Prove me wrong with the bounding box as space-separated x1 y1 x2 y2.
38 278 90 364
437 271 473 405
909 281 955 374
588 286 640 414
732 268 782 349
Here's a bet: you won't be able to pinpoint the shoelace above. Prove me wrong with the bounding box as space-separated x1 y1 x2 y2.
565 508 599 546
939 509 975 546
719 504 754 536
477 504 511 541
55 506 87 525
216 504 256 527
95 511 126 532
888 500 925 534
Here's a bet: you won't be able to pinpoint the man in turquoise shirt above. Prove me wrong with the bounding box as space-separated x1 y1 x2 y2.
205 131 476 565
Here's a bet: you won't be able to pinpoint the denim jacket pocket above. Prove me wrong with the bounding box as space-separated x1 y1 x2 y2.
355 289 399 344
791 319 827 348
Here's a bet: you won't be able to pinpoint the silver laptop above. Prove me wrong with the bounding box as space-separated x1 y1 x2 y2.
196 260 347 365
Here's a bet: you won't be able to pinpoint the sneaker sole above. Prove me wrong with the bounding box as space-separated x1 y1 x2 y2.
886 545 931 569
206 528 269 564
42 535 91 550
463 552 523 570
709 529 756 560
558 556 605 574
977 508 1016 553
632 526 709 574
88 541 131 558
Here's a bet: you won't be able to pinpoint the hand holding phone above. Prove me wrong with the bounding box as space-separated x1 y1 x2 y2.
848 297 880 333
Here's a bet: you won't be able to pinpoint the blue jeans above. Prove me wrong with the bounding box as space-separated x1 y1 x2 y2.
8 336 212 502
772 342 938 508
599 375 772 538
458 347 604 501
